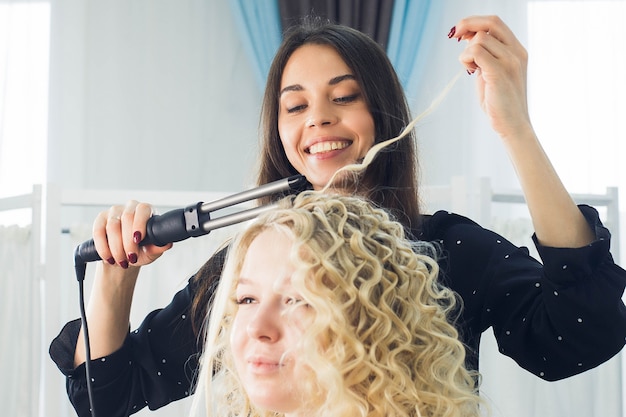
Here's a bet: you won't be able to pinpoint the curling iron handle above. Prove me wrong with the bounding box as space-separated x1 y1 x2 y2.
74 207 199 264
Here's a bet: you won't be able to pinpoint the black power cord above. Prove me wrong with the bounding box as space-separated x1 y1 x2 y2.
74 258 97 417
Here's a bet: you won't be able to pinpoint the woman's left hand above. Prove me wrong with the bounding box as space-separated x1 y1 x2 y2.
450 15 595 248
451 15 532 142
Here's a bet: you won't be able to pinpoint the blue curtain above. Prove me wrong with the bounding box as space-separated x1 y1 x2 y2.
386 0 442 99
228 0 283 91
229 0 442 98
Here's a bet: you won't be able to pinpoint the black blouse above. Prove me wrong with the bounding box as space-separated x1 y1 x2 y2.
50 206 626 417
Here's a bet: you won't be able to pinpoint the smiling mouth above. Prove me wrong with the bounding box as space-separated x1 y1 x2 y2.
306 141 351 155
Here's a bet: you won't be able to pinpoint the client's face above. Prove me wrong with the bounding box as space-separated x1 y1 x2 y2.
230 228 312 415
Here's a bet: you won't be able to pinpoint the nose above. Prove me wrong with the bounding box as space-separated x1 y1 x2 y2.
246 303 281 342
307 102 338 127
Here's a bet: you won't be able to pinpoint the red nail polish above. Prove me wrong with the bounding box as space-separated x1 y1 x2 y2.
106 257 115 265
133 231 142 244
120 260 129 269
448 26 456 39
128 253 138 264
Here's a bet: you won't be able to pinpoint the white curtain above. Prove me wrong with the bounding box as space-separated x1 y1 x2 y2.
0 0 49 199
0 225 40 417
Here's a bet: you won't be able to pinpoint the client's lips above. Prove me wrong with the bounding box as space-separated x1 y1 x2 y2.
247 356 282 373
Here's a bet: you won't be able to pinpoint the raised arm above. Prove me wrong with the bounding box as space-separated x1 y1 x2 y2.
450 15 594 248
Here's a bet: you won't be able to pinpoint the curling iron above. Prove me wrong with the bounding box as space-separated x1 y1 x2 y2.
74 174 308 267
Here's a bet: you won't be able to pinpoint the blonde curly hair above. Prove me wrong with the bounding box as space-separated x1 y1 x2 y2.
193 191 482 417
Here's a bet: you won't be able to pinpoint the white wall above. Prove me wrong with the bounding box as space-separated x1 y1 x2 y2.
47 0 262 194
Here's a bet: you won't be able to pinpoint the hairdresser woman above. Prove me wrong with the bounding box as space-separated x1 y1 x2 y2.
50 15 626 417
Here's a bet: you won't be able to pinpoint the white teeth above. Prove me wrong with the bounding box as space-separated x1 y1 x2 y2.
308 141 349 155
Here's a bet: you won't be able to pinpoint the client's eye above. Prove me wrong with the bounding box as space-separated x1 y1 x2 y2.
236 297 256 305
286 297 301 305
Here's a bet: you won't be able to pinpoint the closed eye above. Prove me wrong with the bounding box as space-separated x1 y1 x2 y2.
334 93 359 104
286 104 307 114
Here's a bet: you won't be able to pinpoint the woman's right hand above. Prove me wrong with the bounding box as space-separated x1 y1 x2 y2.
92 200 173 269
75 200 174 366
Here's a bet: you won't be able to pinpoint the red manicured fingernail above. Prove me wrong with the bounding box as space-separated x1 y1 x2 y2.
128 253 138 264
133 231 142 244
106 257 115 265
448 26 456 38
120 260 129 269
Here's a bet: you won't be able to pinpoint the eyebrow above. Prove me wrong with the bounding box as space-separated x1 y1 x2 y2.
279 74 357 96
235 276 294 293
235 277 251 286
